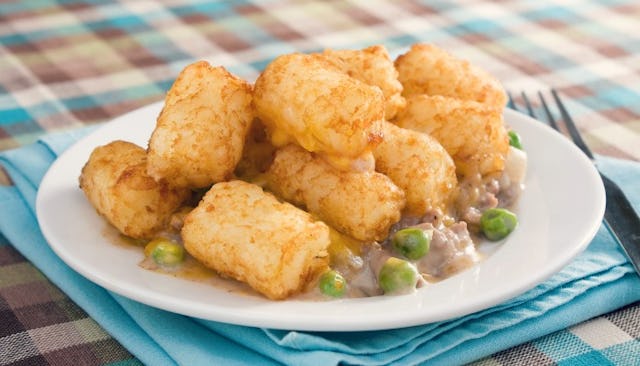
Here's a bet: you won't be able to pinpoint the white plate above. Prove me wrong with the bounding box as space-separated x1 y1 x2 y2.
36 105 605 331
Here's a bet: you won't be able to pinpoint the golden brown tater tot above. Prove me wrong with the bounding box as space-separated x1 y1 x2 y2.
253 53 384 171
393 94 509 177
80 141 191 240
267 144 405 241
395 43 507 109
182 180 330 300
373 122 457 215
147 61 253 188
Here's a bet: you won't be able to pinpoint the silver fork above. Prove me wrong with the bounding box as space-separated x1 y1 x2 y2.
509 89 640 276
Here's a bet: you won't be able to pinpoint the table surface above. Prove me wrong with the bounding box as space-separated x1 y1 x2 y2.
1 1 639 365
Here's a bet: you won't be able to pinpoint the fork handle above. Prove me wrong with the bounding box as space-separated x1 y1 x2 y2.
601 174 640 275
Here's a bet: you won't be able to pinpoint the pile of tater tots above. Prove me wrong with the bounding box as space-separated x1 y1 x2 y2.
79 43 522 300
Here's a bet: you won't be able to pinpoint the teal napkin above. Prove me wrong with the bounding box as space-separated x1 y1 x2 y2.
1 128 639 366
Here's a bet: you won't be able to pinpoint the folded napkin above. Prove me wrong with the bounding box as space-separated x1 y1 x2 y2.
1 128 639 366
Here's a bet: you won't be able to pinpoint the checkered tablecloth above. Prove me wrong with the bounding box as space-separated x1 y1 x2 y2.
1 1 639 365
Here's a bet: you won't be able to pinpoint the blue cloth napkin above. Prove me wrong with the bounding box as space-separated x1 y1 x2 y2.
1 128 639 366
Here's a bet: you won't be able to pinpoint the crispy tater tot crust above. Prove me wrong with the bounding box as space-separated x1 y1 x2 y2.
395 43 507 109
147 61 253 188
321 45 405 120
393 94 509 177
374 122 457 215
267 144 405 242
79 141 191 239
181 180 330 300
253 53 385 165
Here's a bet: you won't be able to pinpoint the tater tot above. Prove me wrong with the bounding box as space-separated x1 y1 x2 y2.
321 45 405 120
253 53 384 170
147 61 253 188
79 141 191 239
373 122 457 215
181 180 330 300
393 94 509 177
266 145 405 242
395 43 507 109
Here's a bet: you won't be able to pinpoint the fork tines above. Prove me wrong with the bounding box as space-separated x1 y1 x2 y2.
508 89 592 159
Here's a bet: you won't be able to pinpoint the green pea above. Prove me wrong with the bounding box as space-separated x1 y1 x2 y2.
480 208 518 241
319 270 347 298
145 238 185 266
508 130 523 150
392 227 431 260
378 257 419 295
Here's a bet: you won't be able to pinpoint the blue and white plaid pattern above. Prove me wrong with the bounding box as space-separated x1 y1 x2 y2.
1 1 639 365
